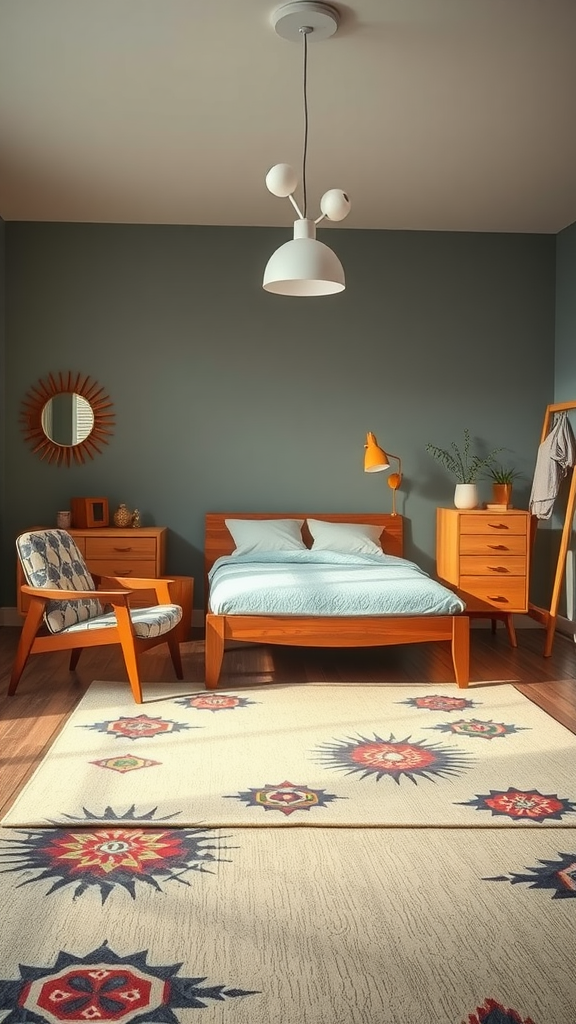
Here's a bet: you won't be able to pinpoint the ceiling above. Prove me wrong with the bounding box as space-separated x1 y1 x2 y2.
1 0 576 234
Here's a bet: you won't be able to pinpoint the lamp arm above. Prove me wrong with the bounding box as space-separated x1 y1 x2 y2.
386 454 403 517
314 212 327 225
386 454 402 516
288 193 304 220
388 453 403 477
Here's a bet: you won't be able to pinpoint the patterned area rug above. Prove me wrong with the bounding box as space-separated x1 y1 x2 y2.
3 681 576 829
0 824 574 1023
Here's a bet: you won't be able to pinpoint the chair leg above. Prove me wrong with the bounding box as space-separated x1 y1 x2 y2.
115 608 144 704
119 639 144 704
167 633 183 679
69 648 83 670
8 598 46 695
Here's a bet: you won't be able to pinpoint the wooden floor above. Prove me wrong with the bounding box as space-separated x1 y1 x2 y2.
1 622 576 818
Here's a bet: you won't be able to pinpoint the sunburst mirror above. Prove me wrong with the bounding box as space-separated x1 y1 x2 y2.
20 371 115 467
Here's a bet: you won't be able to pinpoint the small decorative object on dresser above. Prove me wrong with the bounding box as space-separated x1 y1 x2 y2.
426 429 504 510
484 463 520 509
453 483 479 510
131 509 141 528
113 503 133 528
56 510 72 529
71 497 109 529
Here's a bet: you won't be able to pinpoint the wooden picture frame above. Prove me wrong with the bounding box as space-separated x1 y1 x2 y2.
70 497 110 529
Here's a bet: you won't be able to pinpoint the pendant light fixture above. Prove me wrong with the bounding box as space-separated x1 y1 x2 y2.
263 1 351 297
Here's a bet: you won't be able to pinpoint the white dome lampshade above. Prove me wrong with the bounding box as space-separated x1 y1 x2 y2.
263 217 345 296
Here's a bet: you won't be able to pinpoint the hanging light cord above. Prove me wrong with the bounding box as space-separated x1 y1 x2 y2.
300 26 310 219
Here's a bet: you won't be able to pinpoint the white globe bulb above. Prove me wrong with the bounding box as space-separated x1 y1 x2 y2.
265 163 298 198
320 188 351 222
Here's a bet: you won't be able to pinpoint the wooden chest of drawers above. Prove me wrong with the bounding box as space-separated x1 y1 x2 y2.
17 526 167 615
436 507 531 614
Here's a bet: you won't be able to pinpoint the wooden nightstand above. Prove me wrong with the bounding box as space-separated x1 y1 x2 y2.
436 507 532 647
16 526 193 642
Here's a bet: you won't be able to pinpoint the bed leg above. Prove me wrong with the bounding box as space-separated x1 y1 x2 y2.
205 614 225 689
451 615 470 688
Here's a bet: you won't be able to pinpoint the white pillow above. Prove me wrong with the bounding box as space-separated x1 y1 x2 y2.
307 518 384 555
225 518 306 555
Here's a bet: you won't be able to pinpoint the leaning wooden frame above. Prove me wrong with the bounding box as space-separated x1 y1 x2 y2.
204 512 470 689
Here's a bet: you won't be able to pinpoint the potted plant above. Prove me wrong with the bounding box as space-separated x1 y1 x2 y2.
485 463 520 508
425 429 504 509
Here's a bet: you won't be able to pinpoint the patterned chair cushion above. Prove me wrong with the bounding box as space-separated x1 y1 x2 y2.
17 529 104 634
64 604 183 638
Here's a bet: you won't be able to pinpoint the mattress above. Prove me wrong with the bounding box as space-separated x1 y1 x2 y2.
208 550 466 617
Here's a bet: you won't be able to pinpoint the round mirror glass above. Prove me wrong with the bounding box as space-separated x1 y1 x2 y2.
41 393 95 446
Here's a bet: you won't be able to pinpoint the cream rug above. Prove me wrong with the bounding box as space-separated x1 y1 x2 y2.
0 824 574 1023
3 681 576 829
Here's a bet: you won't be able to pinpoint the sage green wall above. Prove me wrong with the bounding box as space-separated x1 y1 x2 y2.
0 217 5 574
548 220 576 617
555 221 576 403
3 223 556 607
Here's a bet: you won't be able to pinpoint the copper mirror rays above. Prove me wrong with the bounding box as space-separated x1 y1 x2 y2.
20 372 115 466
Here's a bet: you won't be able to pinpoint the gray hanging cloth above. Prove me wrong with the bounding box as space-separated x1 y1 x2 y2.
529 410 576 520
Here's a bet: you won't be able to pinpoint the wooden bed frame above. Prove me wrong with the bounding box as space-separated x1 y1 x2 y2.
204 512 470 689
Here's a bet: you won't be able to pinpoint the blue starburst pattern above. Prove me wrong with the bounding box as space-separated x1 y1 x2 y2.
0 942 258 1023
458 787 576 822
484 849 576 899
462 997 535 1023
52 804 182 825
79 714 197 740
175 693 258 712
0 825 233 903
313 732 474 784
429 718 525 740
397 694 477 712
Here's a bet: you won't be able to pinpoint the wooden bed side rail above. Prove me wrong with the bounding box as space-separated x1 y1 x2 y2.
205 613 470 690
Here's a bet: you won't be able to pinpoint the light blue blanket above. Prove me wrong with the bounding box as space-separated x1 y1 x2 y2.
208 550 466 617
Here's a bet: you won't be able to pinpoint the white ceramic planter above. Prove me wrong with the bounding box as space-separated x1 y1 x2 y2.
454 483 479 509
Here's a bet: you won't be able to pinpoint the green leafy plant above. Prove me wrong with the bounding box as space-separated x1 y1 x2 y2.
484 463 521 484
425 429 504 483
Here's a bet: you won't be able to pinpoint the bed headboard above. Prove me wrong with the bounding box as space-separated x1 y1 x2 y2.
204 513 404 594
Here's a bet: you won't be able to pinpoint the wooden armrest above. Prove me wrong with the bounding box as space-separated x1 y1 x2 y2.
99 575 165 590
21 583 132 602
100 576 174 604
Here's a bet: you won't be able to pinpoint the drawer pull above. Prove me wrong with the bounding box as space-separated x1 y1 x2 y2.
487 522 508 530
113 546 133 552
113 569 133 576
487 595 508 603
488 544 508 550
488 566 509 574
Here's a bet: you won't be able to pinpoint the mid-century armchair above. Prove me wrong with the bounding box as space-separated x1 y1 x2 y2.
9 529 184 703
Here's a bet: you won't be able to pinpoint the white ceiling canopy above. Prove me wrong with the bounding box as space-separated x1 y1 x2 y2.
1 0 576 233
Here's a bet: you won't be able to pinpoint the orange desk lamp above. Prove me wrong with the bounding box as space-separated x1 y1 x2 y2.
364 431 403 516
